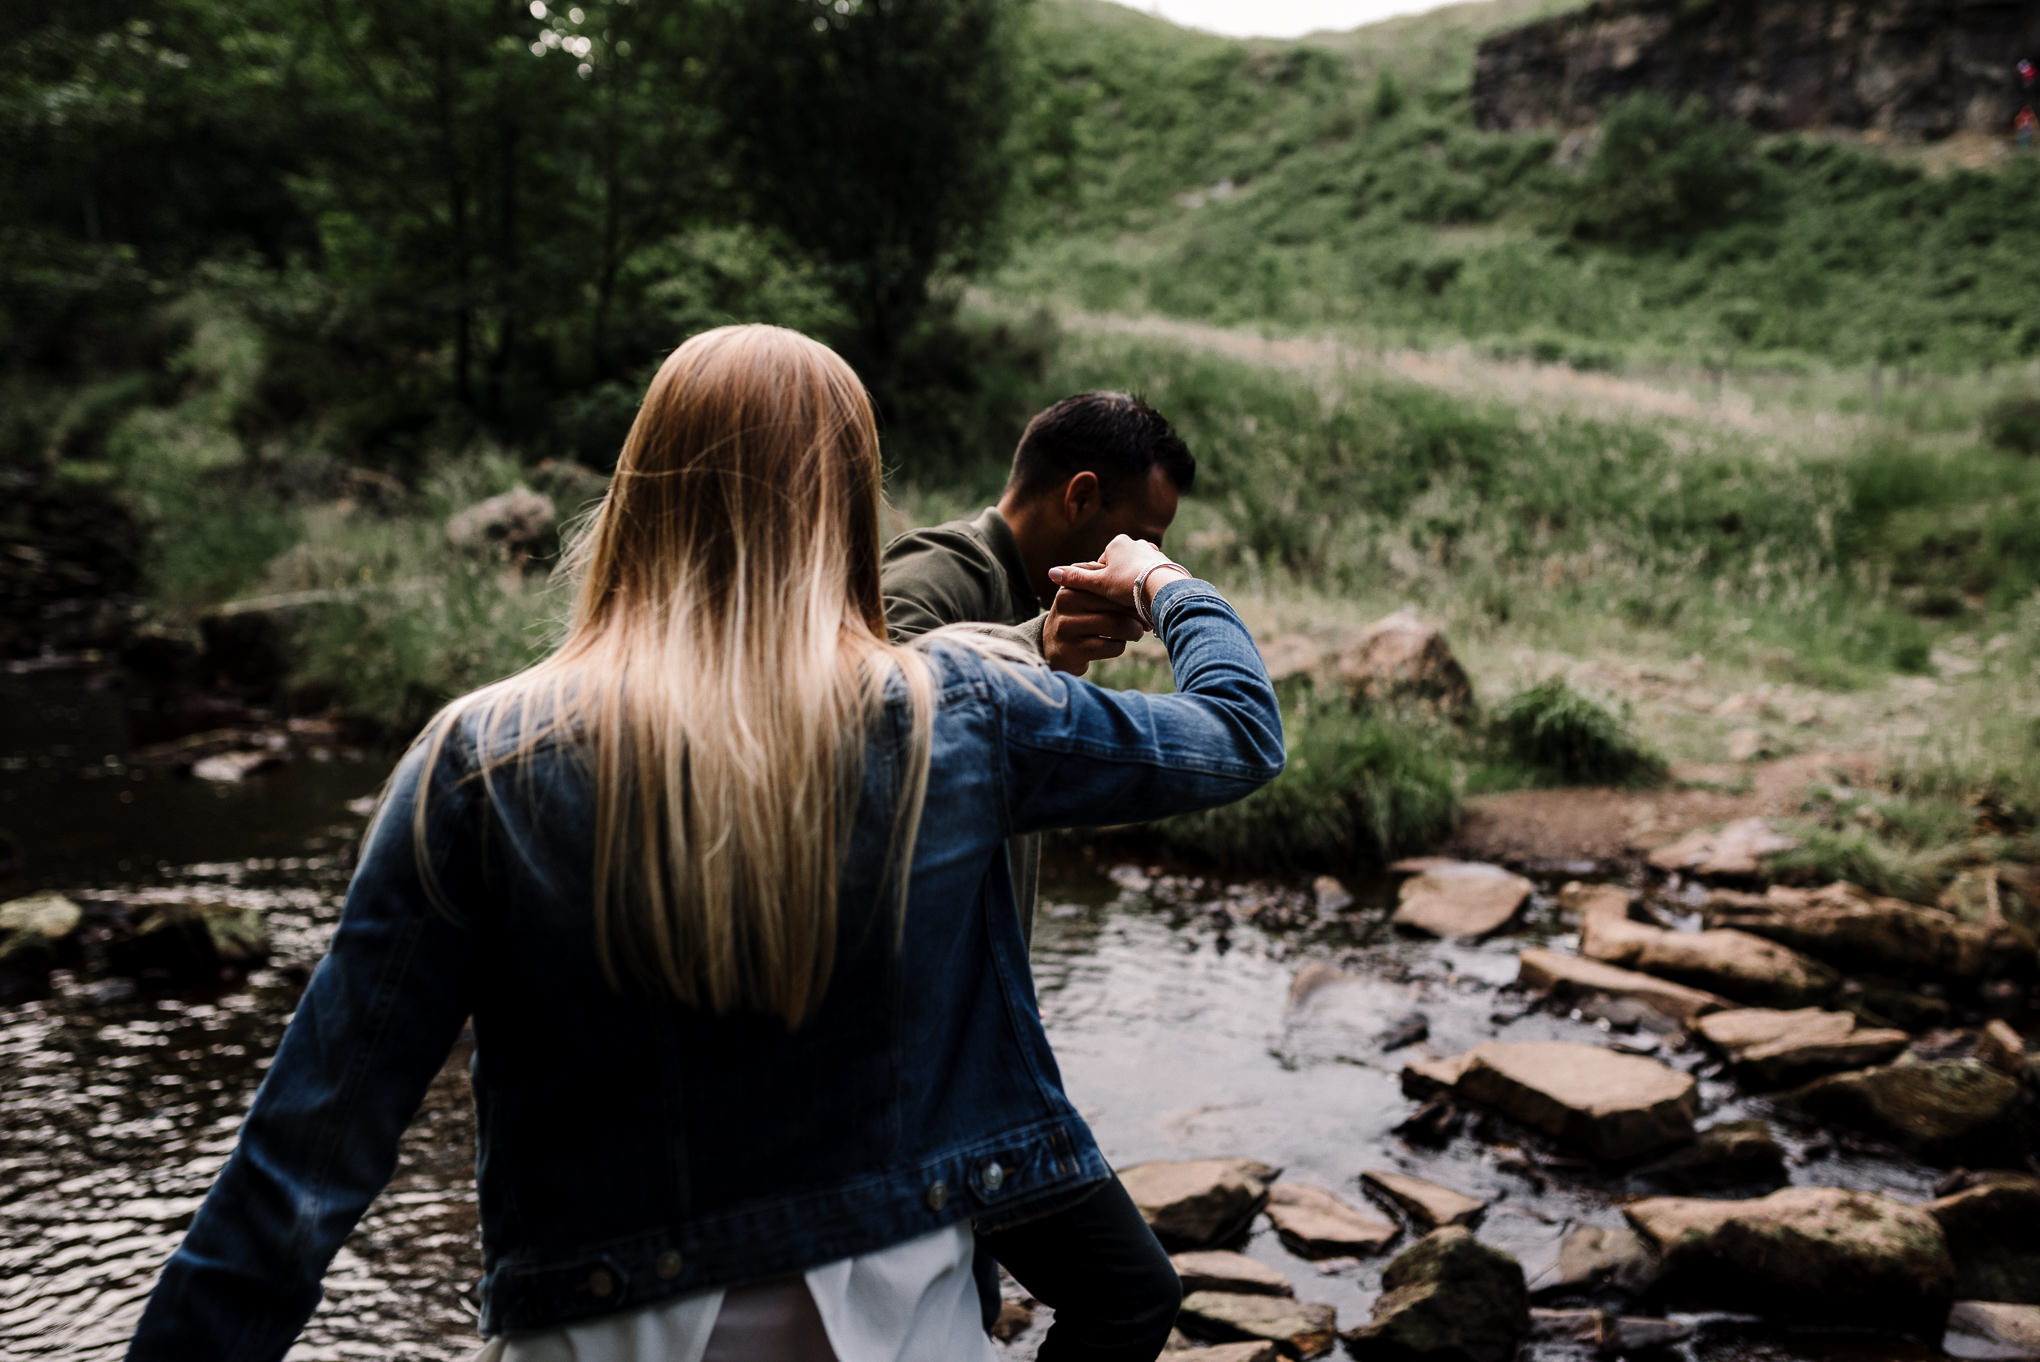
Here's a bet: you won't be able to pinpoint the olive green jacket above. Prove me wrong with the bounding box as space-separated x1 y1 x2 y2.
881 506 1045 944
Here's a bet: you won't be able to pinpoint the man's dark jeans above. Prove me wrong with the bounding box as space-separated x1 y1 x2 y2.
976 1178 1182 1361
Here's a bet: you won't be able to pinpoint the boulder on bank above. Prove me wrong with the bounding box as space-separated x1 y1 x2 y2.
1580 907 1839 1009
1706 882 2033 985
445 486 557 565
1172 1250 1295 1297
1517 947 1728 1025
1624 1187 1954 1334
1330 609 1476 719
1944 1301 2040 1359
1647 818 1797 878
1930 1173 2040 1305
1361 1170 1486 1230
1393 863 1534 940
105 901 269 984
0 893 84 997
1179 1291 1337 1358
1264 1181 1399 1258
1786 1057 2026 1167
1120 1159 1276 1251
1693 1006 1910 1088
1410 1041 1697 1160
1341 1227 1529 1362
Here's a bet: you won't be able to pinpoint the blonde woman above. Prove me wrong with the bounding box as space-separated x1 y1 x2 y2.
127 325 1283 1362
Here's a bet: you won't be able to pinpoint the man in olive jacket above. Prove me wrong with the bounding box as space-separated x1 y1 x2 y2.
880 392 1196 946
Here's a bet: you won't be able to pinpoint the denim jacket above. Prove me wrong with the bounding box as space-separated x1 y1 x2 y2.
127 578 1284 1358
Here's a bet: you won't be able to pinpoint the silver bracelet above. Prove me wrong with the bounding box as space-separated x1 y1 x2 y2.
1132 561 1191 631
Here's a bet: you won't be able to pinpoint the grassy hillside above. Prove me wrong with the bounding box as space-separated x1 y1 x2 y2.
1001 0 2040 370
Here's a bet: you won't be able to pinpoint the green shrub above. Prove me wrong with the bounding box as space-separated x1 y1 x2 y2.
1568 94 1770 244
1983 392 2040 456
1489 678 1666 787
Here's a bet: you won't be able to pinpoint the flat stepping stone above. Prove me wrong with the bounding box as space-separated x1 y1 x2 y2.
1694 1006 1908 1087
1581 906 1838 1009
1409 1041 1697 1160
1179 1291 1338 1358
1360 1169 1486 1228
1707 880 2028 984
1171 1250 1294 1297
1392 862 1534 939
1929 1173 2040 1306
1538 1224 1658 1298
1517 947 1728 1024
1264 1181 1399 1258
1120 1158 1275 1251
1647 817 1796 876
1945 1301 2040 1359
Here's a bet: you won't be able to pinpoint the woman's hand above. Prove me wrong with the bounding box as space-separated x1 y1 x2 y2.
1047 535 1188 612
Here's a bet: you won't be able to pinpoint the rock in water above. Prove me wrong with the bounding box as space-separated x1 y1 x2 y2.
445 486 557 565
1361 1170 1486 1229
105 902 270 984
1392 863 1534 940
1693 1007 1909 1088
1580 912 1838 1009
1437 1041 1698 1160
1978 1020 2027 1077
1171 1250 1295 1297
1178 1291 1337 1358
1329 609 1475 719
1630 1119 1787 1195
1646 818 1797 877
1264 1182 1399 1258
1943 1301 2040 1360
1517 947 1728 1025
1342 1227 1529 1362
990 1299 1033 1342
1706 881 2032 985
1624 1187 1954 1333
0 893 84 998
1931 1173 2040 1306
1120 1159 1276 1251
1166 1343 1280 1362
1312 876 1355 914
1537 1225 1659 1301
1786 1058 2026 1167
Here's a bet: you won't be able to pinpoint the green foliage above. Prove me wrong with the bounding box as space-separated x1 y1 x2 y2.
1488 678 1666 787
1983 392 2040 455
1567 94 1768 243
1147 702 1460 870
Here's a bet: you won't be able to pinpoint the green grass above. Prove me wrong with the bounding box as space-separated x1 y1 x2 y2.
1487 678 1666 787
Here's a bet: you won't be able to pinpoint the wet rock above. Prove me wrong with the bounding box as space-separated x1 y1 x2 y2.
1646 818 1797 878
1166 1343 1280 1362
1289 961 1357 1008
1400 1053 1474 1101
1625 1187 1954 1333
1423 1041 1696 1161
191 748 284 783
1581 911 1838 1009
1313 876 1355 914
1517 947 1728 1025
1341 1227 1529 1362
1979 1020 2027 1077
991 1299 1034 1341
1603 1316 1693 1352
1392 863 1533 941
1944 1301 2040 1359
1786 1057 2026 1167
445 486 557 565
1559 881 1637 927
1264 1181 1399 1258
1930 1173 2040 1305
1361 1170 1486 1229
1630 1119 1787 1195
105 902 270 985
1536 1225 1659 1300
0 893 84 997
1179 1291 1337 1358
1329 609 1475 720
1706 882 2032 985
1526 1307 1602 1345
1120 1159 1277 1251
1172 1250 1295 1297
1394 1096 1465 1149
1693 1007 1909 1088
1376 1014 1430 1053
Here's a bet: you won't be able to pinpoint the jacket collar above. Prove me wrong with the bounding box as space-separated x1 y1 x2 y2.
973 506 1040 621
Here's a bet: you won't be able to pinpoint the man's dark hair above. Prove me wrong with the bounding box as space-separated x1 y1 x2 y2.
1006 392 1195 503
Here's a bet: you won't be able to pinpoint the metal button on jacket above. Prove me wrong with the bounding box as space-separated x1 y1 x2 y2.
925 1180 949 1211
586 1268 616 1298
655 1250 683 1280
982 1160 1004 1192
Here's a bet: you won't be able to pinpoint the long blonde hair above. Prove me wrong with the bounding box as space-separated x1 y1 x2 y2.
411 325 938 1026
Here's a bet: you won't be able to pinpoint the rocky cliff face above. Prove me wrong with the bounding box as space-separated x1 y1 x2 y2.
1472 0 2040 139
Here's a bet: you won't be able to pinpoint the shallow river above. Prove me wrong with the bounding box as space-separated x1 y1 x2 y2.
0 666 1946 1360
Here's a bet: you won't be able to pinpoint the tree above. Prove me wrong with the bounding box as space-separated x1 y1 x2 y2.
1570 93 1768 245
711 0 1022 384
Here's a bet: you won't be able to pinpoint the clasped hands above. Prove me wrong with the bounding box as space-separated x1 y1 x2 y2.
1041 535 1190 677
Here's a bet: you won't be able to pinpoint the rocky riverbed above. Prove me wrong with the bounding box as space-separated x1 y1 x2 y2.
3 662 2037 1360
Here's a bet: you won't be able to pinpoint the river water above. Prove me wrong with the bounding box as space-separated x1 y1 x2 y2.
0 666 1947 1361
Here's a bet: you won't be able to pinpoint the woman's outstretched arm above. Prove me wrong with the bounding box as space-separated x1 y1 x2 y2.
127 739 480 1362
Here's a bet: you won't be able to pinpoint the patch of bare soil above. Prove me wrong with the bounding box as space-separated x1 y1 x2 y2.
1446 751 1880 867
